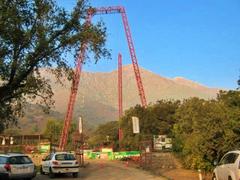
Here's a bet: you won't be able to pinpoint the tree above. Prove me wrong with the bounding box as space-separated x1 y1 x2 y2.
173 94 240 171
88 121 119 150
119 101 179 150
0 0 109 132
173 98 225 170
120 105 148 150
43 119 63 144
44 118 77 148
217 90 240 108
151 100 180 136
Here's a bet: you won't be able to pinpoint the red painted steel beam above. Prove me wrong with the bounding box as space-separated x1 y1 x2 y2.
118 53 123 142
119 7 147 107
59 14 92 151
92 6 147 107
59 49 84 150
118 53 123 118
60 6 147 150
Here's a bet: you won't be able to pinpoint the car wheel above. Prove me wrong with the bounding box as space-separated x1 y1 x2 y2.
73 172 79 178
49 168 55 178
228 176 232 180
212 173 217 180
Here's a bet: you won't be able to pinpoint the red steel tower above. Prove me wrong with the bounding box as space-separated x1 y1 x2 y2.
118 53 123 142
59 6 147 150
118 53 123 119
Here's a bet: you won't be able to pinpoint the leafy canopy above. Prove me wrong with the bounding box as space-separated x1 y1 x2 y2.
173 91 240 171
88 121 119 149
119 101 179 150
44 118 77 149
0 0 109 131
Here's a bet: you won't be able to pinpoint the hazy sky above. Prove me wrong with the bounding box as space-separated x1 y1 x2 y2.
56 0 240 89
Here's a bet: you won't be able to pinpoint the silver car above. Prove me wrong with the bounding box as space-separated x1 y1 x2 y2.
213 150 240 180
0 153 36 180
41 152 79 178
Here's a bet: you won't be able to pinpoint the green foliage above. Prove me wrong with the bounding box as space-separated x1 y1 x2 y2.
0 0 109 132
103 90 240 171
43 118 63 144
43 118 77 149
173 91 240 171
89 90 240 171
120 101 179 150
217 90 240 108
120 105 149 150
88 121 119 149
150 100 180 136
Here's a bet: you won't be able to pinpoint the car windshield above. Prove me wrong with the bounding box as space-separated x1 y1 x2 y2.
0 156 7 164
8 156 33 164
55 154 76 161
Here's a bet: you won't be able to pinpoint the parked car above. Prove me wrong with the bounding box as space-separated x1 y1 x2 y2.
213 150 240 180
40 152 79 178
0 153 36 180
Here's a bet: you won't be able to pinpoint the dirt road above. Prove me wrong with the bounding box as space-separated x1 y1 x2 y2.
35 159 166 180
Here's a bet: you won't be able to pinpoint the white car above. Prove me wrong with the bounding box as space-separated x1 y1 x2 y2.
41 152 79 178
213 150 240 180
0 153 36 180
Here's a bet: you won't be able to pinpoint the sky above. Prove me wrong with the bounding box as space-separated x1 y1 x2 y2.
56 0 240 89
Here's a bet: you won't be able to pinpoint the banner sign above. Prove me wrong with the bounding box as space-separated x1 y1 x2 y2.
132 116 140 133
86 151 140 160
79 117 83 134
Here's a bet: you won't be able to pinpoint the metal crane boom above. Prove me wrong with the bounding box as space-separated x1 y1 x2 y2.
119 7 147 107
118 53 123 142
59 6 147 150
118 53 123 118
59 15 92 151
59 48 84 150
92 6 147 107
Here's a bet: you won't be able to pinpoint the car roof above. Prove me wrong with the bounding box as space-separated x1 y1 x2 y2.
53 152 74 155
225 150 240 154
0 153 27 157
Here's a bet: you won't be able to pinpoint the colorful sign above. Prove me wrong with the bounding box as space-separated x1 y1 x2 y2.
87 151 140 160
39 143 50 153
101 148 113 153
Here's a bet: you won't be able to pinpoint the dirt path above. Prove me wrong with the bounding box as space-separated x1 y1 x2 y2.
161 169 199 180
80 159 166 180
151 153 212 180
35 159 167 180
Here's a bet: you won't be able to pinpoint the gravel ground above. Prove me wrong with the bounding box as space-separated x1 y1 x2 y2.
34 159 166 180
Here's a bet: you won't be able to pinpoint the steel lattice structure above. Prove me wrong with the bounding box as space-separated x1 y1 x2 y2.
59 6 147 150
118 53 123 119
118 53 123 142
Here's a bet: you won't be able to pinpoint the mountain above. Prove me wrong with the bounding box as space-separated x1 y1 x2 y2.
15 65 219 133
49 65 218 110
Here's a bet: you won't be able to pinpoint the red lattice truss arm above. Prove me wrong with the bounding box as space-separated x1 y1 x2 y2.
59 6 147 150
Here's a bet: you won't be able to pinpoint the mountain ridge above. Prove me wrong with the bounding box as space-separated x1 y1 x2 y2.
47 64 219 113
13 65 220 133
